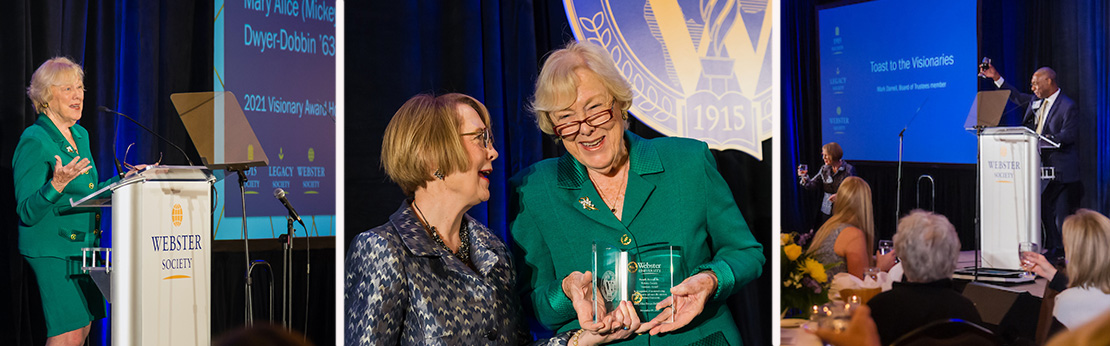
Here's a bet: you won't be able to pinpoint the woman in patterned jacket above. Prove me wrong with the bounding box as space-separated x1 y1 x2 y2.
345 93 640 345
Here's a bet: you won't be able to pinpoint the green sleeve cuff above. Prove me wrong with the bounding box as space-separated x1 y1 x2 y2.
39 183 63 204
693 260 735 301
544 280 576 321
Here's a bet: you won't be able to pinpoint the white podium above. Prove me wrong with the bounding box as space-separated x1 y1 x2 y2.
74 166 216 346
977 127 1056 270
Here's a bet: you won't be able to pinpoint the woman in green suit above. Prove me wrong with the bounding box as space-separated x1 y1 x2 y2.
14 57 122 346
510 41 765 346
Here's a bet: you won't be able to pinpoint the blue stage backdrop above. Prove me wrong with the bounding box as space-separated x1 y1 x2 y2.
819 0 977 164
214 0 337 240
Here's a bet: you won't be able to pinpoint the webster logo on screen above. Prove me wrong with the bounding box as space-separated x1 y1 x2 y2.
565 0 774 159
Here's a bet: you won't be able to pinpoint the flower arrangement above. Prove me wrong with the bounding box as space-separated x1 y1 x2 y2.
781 231 838 318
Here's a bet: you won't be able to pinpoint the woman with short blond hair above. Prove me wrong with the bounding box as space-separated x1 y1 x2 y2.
346 93 637 345
511 40 764 345
15 57 125 346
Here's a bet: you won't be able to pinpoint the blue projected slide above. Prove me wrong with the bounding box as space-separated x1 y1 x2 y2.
213 0 336 239
819 0 976 164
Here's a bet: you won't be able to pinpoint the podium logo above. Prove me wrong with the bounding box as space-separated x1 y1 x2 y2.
171 204 183 227
565 0 775 159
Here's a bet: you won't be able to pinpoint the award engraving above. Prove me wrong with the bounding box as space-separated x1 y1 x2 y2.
593 240 683 323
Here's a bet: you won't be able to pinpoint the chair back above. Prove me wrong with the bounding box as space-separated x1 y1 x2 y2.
890 319 1004 346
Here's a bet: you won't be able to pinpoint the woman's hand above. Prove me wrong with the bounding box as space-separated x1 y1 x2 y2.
1021 251 1057 279
563 271 619 334
639 271 718 335
51 155 91 193
876 249 897 272
575 301 641 345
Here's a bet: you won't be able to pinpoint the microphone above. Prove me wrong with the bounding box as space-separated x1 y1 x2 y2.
273 188 305 229
98 106 194 166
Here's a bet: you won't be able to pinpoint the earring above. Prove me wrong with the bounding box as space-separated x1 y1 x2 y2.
433 170 444 180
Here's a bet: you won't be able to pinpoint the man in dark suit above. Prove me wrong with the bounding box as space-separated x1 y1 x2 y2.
981 63 1082 260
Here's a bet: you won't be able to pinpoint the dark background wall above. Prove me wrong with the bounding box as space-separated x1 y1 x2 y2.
343 1 772 345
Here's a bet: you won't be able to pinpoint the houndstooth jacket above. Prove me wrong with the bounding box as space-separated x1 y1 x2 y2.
345 202 568 345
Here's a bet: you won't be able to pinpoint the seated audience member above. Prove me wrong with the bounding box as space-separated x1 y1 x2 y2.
214 324 312 346
1045 209 1110 330
1046 308 1110 346
867 210 981 345
807 176 873 279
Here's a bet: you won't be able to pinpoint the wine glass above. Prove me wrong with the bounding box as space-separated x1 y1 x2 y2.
878 240 894 255
864 267 881 282
1018 242 1040 278
798 164 809 177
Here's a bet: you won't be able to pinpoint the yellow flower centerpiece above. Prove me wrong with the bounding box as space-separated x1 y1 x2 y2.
781 231 839 318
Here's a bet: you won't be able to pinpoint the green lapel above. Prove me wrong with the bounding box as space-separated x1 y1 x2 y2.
621 132 663 227
554 131 664 230
36 113 80 159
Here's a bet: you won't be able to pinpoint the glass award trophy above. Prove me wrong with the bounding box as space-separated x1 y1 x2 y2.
593 240 682 323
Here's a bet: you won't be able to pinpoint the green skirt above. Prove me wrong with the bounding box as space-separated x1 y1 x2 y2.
25 256 106 337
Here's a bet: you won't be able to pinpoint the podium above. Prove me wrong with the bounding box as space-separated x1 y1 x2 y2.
976 127 1058 270
74 166 216 346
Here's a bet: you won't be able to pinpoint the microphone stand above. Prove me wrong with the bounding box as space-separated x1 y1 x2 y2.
973 126 985 281
98 106 194 166
279 214 296 330
895 98 929 224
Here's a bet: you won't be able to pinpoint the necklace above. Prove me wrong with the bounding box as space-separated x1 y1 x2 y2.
411 201 472 266
591 166 628 214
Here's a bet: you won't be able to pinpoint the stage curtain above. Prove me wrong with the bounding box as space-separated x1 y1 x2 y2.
784 0 1110 246
344 0 770 344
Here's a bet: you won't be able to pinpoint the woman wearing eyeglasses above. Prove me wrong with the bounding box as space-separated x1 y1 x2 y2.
13 57 129 346
509 41 765 346
345 93 639 345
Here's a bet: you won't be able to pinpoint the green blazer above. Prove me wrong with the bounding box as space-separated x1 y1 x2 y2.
510 131 764 346
13 114 115 258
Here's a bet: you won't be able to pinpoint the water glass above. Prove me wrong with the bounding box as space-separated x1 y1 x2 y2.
809 301 855 333
864 267 880 282
1018 242 1039 277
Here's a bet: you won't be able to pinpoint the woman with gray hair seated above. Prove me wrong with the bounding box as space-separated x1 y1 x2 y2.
866 210 981 345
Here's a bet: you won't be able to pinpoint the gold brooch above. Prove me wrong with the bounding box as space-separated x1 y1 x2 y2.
578 197 598 211
66 146 74 153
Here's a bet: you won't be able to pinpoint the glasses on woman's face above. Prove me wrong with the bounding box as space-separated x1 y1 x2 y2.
551 107 615 140
461 127 494 149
